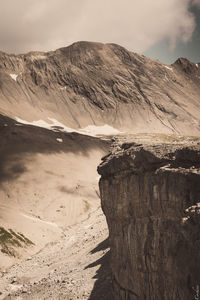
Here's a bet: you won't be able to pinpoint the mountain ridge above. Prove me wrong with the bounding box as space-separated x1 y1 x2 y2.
0 41 200 135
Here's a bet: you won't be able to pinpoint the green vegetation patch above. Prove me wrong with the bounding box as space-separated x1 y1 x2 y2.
0 227 34 257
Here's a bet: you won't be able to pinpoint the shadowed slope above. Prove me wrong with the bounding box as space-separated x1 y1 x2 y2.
0 114 110 268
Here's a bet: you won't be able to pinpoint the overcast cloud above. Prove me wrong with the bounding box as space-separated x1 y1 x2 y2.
0 0 199 54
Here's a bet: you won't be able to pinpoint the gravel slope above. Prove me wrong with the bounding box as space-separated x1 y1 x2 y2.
0 206 113 300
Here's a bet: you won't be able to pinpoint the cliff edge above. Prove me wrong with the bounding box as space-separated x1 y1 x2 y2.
98 137 200 299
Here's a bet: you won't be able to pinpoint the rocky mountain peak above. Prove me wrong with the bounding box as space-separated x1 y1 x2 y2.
173 57 199 74
0 41 200 135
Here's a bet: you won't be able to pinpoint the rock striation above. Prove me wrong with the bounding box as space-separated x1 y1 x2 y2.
0 41 200 134
98 138 200 300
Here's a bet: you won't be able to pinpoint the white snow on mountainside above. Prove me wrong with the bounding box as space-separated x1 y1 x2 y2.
15 117 121 136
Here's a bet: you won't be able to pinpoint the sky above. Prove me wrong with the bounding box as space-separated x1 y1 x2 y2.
0 0 200 64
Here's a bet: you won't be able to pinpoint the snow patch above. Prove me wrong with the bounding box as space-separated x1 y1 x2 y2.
10 74 18 81
15 117 76 133
80 124 121 136
48 118 78 133
16 118 54 129
16 117 77 132
56 138 63 143
15 117 121 137
165 66 173 71
196 63 198 68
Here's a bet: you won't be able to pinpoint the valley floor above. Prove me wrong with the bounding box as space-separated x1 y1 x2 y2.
0 206 113 300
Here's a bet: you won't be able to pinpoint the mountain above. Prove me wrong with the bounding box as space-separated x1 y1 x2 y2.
0 41 200 135
0 42 200 298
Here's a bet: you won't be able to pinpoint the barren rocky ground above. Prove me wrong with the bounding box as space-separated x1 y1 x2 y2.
0 133 200 300
0 115 112 299
0 205 113 300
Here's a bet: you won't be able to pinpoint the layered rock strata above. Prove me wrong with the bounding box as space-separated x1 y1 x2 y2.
1 42 200 134
98 140 200 300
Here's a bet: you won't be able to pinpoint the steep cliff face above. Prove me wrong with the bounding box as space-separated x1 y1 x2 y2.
98 139 200 300
0 41 200 134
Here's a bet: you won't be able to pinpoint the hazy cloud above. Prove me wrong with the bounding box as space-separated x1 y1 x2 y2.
0 0 199 54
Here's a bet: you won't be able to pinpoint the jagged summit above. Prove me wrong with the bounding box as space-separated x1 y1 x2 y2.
0 41 200 135
173 57 199 74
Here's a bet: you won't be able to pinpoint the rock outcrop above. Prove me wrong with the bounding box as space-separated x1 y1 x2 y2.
0 41 200 135
98 138 200 299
